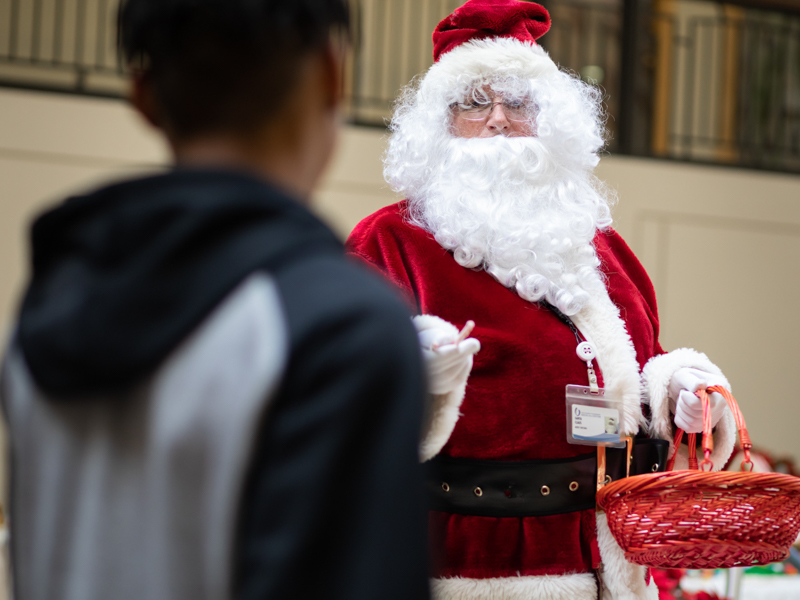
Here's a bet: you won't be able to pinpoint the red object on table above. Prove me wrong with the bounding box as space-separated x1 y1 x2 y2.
652 568 724 600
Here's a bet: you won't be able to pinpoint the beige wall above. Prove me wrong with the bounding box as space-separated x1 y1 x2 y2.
601 159 800 464
2 87 800 467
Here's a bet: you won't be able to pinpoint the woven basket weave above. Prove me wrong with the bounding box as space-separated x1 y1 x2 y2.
596 386 800 569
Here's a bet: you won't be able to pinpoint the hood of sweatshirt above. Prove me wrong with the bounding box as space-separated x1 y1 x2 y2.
17 168 341 397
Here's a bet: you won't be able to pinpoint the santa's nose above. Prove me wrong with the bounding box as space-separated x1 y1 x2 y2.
486 103 511 134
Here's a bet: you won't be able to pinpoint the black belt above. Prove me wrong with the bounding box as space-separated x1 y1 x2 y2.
426 438 668 517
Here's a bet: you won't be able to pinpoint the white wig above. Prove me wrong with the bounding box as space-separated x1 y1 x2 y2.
384 37 615 315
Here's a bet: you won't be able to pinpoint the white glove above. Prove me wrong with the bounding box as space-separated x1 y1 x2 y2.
414 317 480 395
668 367 728 434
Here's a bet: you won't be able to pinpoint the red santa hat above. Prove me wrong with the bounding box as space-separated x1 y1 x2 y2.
433 0 551 62
419 0 558 97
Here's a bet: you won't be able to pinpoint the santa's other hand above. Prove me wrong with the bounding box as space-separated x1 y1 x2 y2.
668 367 728 434
417 326 457 351
421 339 480 395
413 316 480 395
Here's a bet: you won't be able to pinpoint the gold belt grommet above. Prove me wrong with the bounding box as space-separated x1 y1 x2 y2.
569 481 579 492
541 485 551 496
442 482 450 492
652 463 660 472
473 487 483 497
604 475 612 484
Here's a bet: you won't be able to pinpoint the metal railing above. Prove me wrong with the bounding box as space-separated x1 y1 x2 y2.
346 0 463 124
346 1 621 133
0 0 124 96
645 4 800 171
0 0 798 173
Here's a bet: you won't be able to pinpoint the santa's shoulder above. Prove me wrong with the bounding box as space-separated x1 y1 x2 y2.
593 226 639 263
594 226 658 307
350 199 409 233
594 225 625 248
347 200 431 250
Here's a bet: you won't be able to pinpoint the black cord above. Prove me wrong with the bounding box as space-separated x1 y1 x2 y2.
542 302 583 344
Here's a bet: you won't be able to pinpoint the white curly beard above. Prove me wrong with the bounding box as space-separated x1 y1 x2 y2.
403 134 611 316
384 45 615 316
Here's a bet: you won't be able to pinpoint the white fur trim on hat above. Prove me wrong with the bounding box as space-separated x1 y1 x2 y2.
414 314 469 462
596 512 660 600
642 348 736 471
571 291 646 437
422 37 558 92
432 572 597 600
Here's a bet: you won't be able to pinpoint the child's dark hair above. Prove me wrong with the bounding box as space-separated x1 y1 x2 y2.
118 0 350 138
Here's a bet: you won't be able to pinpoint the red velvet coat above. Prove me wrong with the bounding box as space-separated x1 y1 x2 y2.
346 201 665 580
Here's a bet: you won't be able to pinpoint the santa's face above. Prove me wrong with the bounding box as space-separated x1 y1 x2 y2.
385 67 611 315
450 87 536 138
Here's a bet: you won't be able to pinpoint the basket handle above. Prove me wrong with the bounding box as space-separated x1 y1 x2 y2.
664 385 753 472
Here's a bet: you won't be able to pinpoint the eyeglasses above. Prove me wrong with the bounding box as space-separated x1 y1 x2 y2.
452 99 533 122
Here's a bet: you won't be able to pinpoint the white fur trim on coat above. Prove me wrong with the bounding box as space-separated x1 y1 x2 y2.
414 315 469 462
596 513 660 600
424 37 558 91
642 348 736 471
432 573 597 600
571 291 646 437
570 286 657 599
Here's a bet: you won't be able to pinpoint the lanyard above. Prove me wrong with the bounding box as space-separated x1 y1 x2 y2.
542 302 600 392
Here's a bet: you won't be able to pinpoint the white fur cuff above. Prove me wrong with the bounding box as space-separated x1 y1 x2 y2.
432 573 597 600
641 348 736 471
420 386 466 462
414 315 467 462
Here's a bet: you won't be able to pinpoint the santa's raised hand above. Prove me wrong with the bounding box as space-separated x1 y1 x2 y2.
415 316 480 395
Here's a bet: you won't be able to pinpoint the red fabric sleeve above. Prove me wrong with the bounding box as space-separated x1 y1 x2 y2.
346 202 422 313
597 228 665 359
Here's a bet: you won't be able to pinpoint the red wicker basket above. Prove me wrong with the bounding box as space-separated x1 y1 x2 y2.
596 385 800 569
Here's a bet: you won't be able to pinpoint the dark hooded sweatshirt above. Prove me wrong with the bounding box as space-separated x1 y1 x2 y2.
1 169 430 600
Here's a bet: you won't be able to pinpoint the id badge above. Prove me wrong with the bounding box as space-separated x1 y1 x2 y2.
565 385 625 448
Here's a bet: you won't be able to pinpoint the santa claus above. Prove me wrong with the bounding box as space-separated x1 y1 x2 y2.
346 1 737 598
